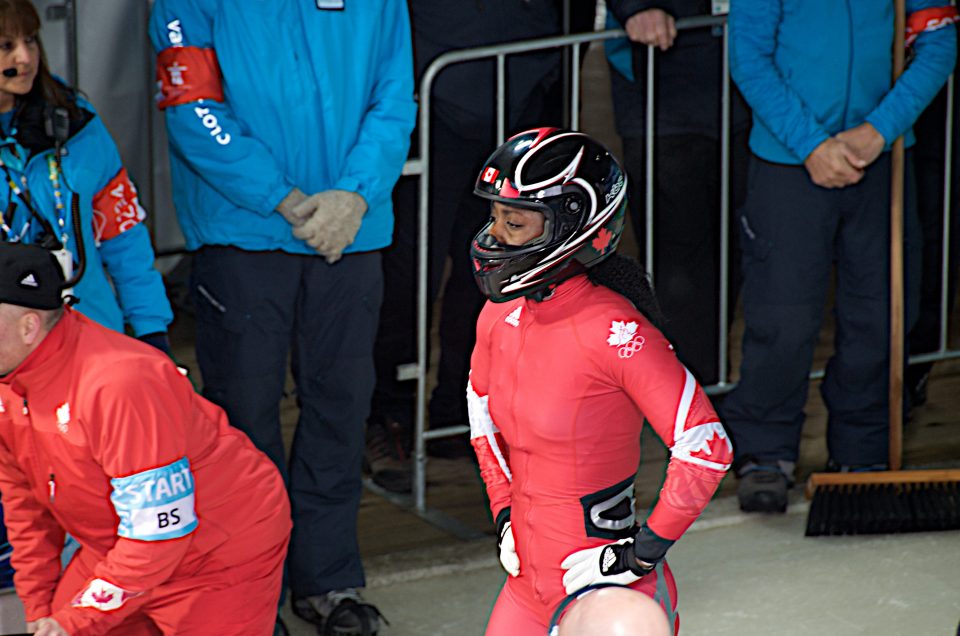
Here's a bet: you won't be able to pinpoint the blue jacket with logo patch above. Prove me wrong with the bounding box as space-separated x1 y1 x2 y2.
730 0 956 164
149 0 417 254
1 92 172 336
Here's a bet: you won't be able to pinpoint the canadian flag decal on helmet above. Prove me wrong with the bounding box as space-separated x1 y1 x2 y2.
471 128 628 303
482 167 500 184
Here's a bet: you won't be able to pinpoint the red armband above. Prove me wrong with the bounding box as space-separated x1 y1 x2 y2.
906 6 959 48
92 168 146 243
155 46 224 109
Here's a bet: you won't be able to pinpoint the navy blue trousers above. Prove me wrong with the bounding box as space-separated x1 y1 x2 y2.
721 153 920 466
191 246 382 596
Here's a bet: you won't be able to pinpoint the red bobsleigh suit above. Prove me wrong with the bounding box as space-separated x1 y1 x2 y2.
0 309 291 635
469 275 733 634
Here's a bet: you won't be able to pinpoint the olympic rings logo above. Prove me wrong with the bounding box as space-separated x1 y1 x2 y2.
617 336 645 359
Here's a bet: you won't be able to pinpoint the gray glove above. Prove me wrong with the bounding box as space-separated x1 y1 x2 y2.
292 190 367 263
275 187 309 226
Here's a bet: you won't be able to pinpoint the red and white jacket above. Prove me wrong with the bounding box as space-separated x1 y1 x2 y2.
0 310 291 635
469 275 731 622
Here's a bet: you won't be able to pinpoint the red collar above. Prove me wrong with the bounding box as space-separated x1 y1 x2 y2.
524 274 593 317
2 308 78 397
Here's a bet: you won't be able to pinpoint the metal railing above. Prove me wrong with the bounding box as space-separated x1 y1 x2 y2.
406 17 726 514
400 17 960 518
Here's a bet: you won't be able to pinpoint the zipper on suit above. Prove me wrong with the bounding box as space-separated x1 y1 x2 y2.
20 397 51 506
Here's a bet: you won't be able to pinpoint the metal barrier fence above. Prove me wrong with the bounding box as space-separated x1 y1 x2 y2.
401 17 960 517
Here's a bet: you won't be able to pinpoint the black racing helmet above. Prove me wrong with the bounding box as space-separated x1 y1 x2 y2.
471 128 627 302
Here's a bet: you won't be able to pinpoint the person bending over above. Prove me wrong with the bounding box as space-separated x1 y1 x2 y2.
0 242 290 635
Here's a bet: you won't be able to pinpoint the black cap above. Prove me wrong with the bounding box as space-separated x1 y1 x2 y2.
0 242 65 310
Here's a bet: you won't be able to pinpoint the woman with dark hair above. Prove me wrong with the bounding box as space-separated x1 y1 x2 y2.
0 0 172 350
467 128 732 634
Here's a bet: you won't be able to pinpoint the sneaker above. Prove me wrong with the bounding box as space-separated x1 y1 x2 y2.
371 464 412 494
366 417 412 494
825 459 888 473
292 589 386 635
735 458 794 514
366 416 411 461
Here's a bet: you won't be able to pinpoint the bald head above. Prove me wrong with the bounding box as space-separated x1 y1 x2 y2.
0 303 62 376
559 587 671 636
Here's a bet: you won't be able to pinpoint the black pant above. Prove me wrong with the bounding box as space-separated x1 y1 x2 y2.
622 132 749 385
191 246 382 596
721 154 920 466
908 82 960 375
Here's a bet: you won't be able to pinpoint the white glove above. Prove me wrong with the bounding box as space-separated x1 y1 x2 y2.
498 520 520 577
560 537 651 595
291 190 368 263
275 187 309 226
27 617 69 636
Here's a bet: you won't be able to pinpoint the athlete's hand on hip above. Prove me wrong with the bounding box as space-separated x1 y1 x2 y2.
28 617 69 635
498 519 520 577
292 190 368 263
560 537 652 595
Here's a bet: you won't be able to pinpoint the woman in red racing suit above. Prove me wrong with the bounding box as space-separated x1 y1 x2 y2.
467 128 732 635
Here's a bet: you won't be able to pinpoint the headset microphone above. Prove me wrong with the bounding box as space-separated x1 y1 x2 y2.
1 68 17 78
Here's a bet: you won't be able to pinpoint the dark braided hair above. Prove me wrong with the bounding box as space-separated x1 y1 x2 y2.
587 254 666 330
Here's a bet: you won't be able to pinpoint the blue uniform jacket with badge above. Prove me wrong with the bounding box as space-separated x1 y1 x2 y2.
729 0 956 164
0 90 172 336
149 0 417 254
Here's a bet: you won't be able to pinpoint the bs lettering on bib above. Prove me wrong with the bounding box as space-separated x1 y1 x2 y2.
110 457 198 541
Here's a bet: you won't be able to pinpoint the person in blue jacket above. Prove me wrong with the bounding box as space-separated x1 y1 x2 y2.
149 1 416 633
721 0 956 513
0 0 172 349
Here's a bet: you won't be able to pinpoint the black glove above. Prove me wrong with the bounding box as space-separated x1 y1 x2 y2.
138 332 172 356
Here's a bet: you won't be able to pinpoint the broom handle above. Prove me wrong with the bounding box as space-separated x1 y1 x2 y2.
890 0 906 472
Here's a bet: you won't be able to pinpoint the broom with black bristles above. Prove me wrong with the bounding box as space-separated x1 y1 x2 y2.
805 0 960 537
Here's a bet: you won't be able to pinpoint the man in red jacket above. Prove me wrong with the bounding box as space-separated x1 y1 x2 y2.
0 242 291 635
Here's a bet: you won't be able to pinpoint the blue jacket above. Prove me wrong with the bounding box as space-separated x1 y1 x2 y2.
149 0 417 254
0 93 172 336
730 0 956 164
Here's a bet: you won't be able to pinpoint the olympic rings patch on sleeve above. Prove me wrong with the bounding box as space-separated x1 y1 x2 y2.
110 457 198 541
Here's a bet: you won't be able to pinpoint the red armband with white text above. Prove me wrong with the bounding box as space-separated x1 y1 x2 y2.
92 168 146 243
906 6 959 48
155 46 224 109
